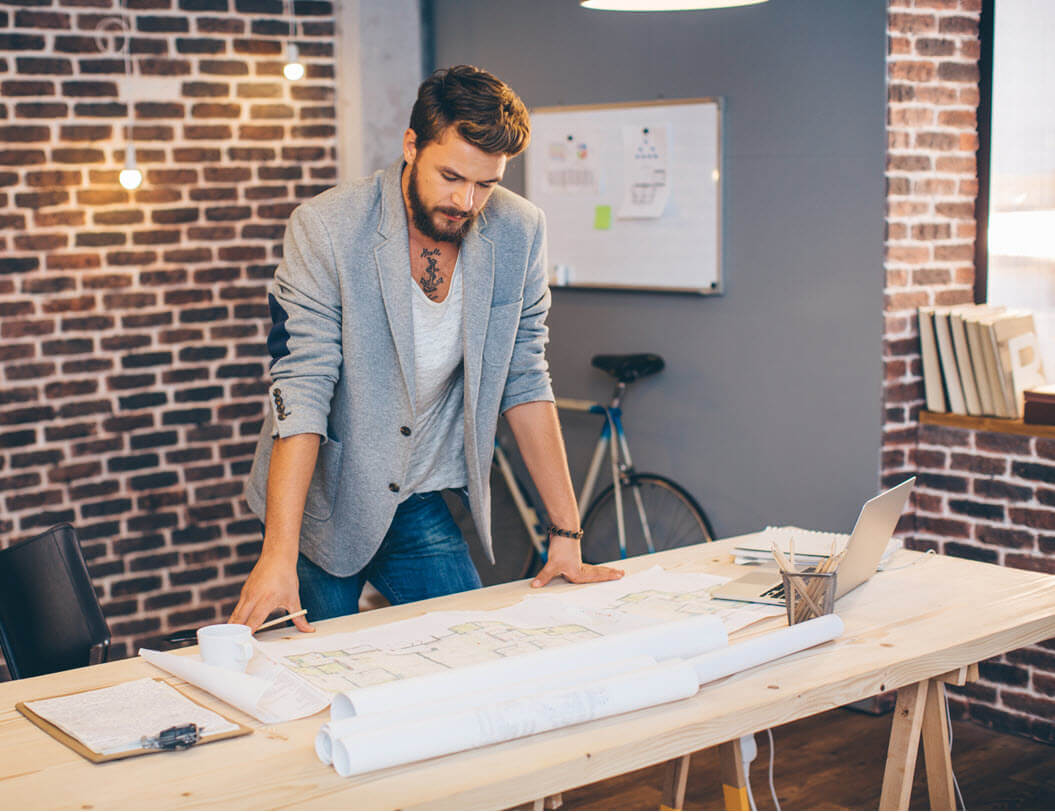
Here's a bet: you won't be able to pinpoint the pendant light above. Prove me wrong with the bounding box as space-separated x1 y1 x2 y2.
283 0 305 80
581 0 767 10
97 3 142 190
119 143 142 191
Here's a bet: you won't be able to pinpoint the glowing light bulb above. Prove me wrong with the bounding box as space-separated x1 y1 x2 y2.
119 168 143 190
120 143 143 190
284 43 305 80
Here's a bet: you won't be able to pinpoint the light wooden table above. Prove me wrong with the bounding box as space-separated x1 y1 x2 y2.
2 538 1054 810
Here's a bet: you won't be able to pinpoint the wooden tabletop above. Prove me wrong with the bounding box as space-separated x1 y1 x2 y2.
2 539 1054 810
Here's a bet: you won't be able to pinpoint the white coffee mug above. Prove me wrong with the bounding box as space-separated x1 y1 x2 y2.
197 623 254 672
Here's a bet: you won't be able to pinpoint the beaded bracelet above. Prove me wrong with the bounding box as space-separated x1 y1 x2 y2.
547 524 585 540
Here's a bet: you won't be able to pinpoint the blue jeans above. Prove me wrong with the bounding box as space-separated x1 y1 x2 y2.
295 490 482 622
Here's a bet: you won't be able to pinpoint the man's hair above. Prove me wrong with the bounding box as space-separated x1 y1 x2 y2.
409 65 531 157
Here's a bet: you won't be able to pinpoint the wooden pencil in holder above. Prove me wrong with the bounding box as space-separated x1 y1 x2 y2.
781 570 837 625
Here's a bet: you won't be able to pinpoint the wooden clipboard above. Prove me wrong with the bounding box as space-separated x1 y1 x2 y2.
15 678 252 763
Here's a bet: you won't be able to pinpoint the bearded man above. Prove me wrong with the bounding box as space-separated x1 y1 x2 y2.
232 65 623 631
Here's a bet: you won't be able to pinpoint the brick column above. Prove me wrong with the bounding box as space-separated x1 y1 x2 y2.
883 0 981 500
883 0 1055 745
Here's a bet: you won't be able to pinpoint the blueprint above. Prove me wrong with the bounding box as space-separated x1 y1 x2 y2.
258 567 782 695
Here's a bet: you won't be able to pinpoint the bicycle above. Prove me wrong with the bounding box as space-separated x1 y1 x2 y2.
458 353 715 586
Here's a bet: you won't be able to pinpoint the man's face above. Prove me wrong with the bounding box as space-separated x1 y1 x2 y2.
404 127 507 243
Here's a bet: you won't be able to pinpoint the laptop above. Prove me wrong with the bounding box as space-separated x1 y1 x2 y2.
711 478 915 605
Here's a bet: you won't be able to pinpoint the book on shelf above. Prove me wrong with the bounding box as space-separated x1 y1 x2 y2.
918 307 947 413
919 305 1047 421
1025 383 1055 404
964 305 1006 416
949 305 983 415
989 311 1040 419
1008 332 1046 417
933 306 968 415
977 311 1015 417
1024 384 1055 426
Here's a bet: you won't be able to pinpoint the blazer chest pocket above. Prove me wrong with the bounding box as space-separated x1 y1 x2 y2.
304 437 343 522
482 300 522 367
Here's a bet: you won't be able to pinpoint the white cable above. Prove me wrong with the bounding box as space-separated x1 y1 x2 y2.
740 733 759 811
93 2 136 166
944 691 966 810
767 728 781 812
878 548 937 572
744 761 758 811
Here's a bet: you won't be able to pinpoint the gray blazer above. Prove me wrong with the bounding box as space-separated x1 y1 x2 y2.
245 161 554 576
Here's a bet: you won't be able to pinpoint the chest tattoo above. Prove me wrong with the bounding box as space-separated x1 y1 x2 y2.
419 247 444 301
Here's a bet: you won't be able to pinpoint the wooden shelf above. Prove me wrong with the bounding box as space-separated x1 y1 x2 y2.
919 410 1055 439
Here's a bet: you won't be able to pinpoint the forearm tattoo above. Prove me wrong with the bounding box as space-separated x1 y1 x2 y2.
419 247 443 301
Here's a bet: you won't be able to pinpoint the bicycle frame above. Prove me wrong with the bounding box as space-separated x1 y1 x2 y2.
493 380 658 561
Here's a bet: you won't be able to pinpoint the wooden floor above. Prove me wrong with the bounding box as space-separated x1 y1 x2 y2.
519 708 1055 810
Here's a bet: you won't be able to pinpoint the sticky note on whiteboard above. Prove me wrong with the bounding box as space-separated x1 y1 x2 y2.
593 205 612 230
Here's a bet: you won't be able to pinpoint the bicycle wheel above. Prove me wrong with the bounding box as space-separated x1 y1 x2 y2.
580 473 714 564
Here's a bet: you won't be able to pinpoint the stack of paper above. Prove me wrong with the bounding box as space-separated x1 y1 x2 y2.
733 526 848 565
733 526 902 568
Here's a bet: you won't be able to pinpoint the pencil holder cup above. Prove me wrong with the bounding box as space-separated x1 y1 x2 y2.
781 571 836 625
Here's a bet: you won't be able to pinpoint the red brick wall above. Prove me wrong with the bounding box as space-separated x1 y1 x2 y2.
883 0 1055 745
0 0 337 669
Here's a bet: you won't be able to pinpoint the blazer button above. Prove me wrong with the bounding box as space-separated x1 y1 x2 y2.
388 483 400 493
400 426 412 436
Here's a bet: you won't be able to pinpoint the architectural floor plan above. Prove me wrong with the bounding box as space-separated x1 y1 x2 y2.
259 567 781 694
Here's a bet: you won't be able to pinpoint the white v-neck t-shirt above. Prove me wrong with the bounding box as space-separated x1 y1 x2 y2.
402 253 468 498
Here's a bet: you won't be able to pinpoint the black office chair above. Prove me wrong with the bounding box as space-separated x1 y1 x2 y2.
0 523 111 680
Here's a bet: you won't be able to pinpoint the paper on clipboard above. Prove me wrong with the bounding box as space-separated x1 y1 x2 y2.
16 677 249 762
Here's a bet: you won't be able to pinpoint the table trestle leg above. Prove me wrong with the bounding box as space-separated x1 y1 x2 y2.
531 793 562 810
921 679 955 810
718 740 751 811
879 680 929 810
659 754 692 810
879 664 976 810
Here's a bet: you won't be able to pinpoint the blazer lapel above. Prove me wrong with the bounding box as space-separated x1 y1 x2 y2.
375 162 416 412
460 214 495 419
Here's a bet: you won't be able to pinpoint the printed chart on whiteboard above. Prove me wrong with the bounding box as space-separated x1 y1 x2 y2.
526 99 722 294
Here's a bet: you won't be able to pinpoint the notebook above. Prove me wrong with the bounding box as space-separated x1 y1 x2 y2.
712 478 915 605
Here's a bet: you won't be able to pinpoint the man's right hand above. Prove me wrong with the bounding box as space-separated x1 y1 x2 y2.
229 552 315 633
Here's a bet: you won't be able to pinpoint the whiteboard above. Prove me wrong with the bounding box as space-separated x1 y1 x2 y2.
525 98 722 294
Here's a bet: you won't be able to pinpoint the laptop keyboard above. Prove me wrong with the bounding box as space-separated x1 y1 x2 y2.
761 564 820 601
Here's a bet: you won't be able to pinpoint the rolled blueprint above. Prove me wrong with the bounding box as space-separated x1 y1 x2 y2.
331 612 726 720
139 648 329 724
687 614 844 685
316 654 657 764
330 659 700 778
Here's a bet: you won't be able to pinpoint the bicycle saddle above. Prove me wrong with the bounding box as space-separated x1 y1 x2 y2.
591 353 665 383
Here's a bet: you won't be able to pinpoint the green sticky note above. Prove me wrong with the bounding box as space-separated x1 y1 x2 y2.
593 205 612 230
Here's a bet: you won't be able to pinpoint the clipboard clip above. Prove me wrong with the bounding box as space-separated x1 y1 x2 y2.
140 723 201 751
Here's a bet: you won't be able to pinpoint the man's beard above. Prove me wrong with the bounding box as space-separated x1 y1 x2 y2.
407 162 476 244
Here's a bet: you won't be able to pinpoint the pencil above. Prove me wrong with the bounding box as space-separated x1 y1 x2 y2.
255 609 308 632
771 543 794 574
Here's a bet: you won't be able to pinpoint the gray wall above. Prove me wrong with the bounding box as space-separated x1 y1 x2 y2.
431 0 887 537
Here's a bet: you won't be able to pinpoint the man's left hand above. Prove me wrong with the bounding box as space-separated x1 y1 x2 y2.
530 536 624 588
